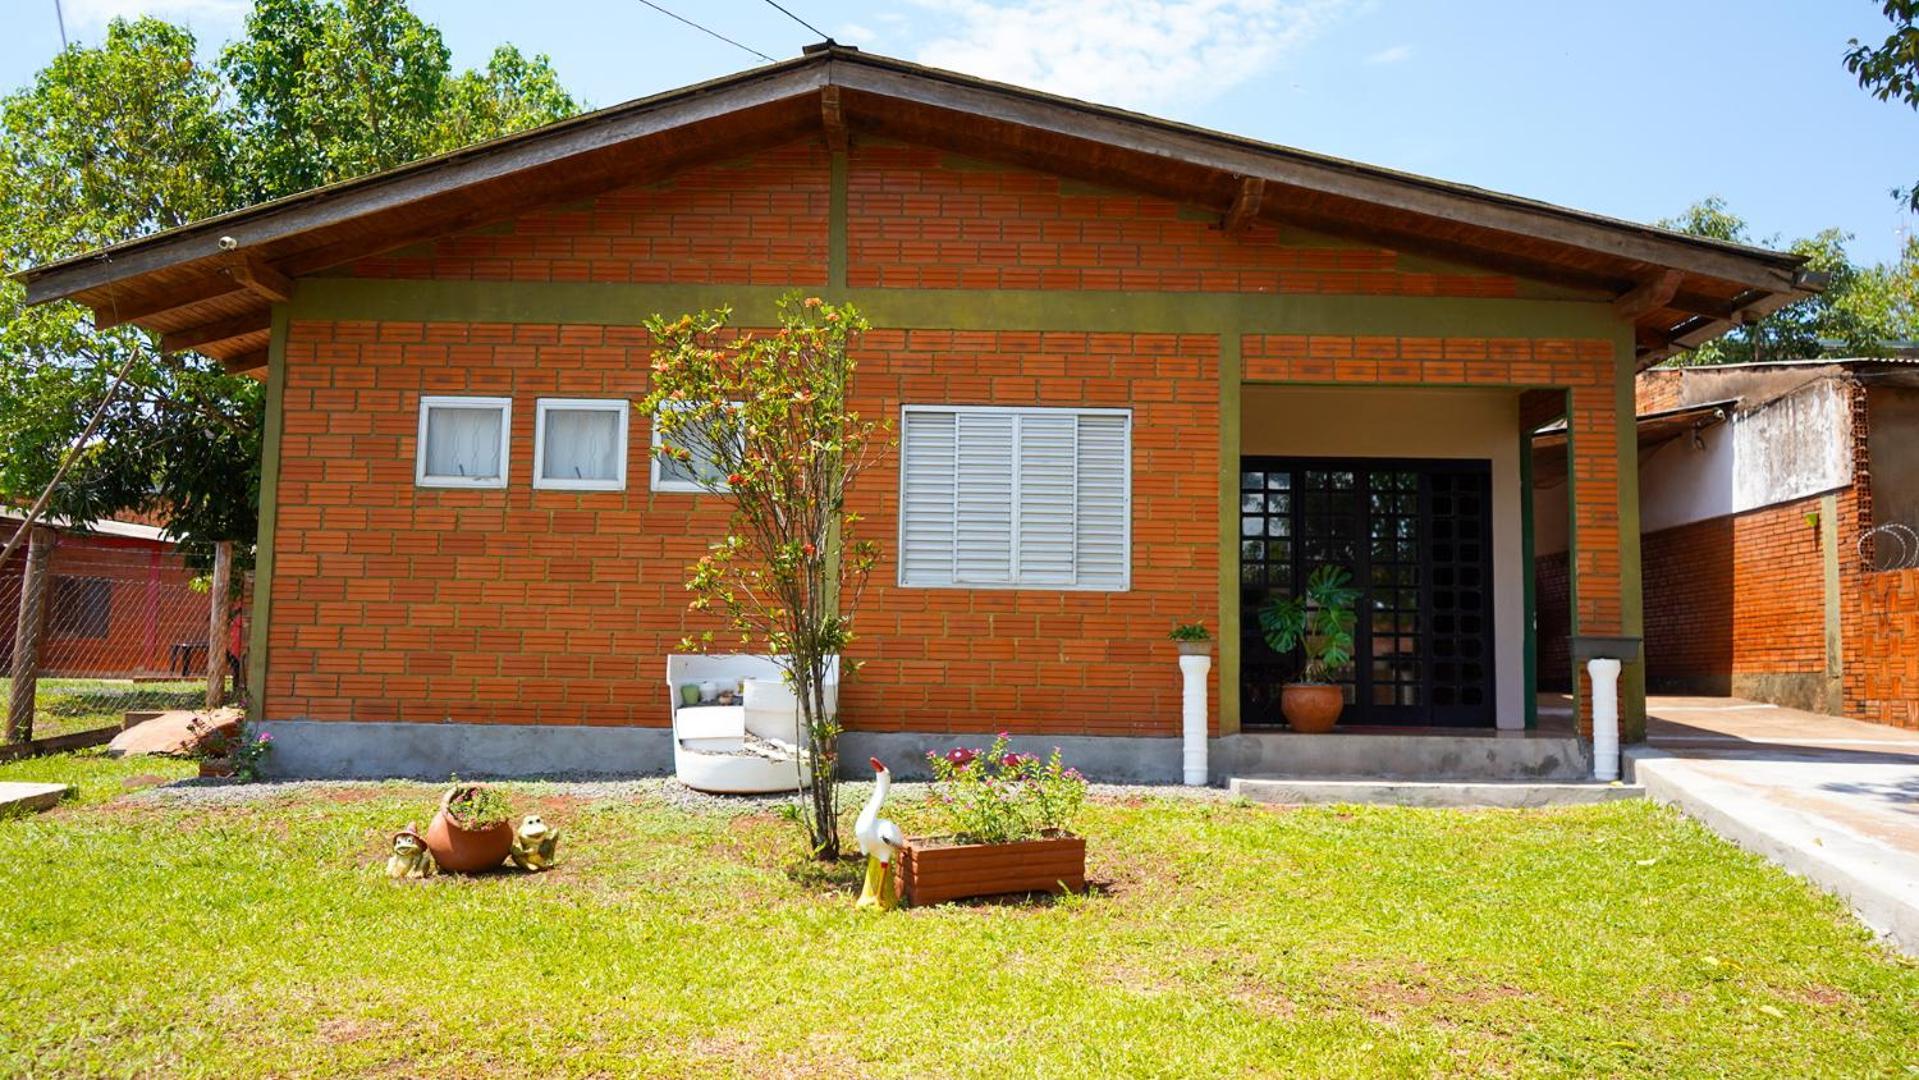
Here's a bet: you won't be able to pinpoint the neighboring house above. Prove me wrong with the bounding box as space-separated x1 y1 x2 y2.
17 47 1816 779
1534 359 1919 729
0 514 208 678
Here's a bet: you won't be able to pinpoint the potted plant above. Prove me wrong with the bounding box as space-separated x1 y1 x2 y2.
1257 565 1360 733
425 782 515 873
1169 621 1212 656
900 735 1089 906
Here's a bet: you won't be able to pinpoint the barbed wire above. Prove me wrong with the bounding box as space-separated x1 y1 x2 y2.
1858 523 1919 572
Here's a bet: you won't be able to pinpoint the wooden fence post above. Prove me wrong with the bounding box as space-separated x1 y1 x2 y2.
7 526 53 744
206 540 232 709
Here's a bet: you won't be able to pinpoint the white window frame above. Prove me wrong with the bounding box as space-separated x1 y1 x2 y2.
897 404 1133 592
415 395 511 489
532 398 630 492
649 401 741 494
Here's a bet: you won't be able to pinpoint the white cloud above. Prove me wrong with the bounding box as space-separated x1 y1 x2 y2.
838 22 879 47
60 0 250 28
1365 43 1412 65
910 0 1354 111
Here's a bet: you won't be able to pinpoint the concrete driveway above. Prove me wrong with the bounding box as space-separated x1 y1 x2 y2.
1626 697 1919 956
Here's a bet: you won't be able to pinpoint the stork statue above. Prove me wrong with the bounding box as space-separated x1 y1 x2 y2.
855 756 904 910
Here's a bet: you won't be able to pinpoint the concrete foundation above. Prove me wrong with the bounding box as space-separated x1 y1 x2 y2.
256 720 674 780
842 731 1182 783
1214 729 1592 782
0 782 70 815
1230 778 1641 808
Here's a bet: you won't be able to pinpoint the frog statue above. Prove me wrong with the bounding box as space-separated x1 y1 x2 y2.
509 814 562 871
385 826 436 880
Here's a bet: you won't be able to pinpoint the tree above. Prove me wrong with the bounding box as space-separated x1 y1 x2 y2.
1 4 579 553
0 18 256 544
643 296 888 861
1656 198 1898 365
1846 1 1919 211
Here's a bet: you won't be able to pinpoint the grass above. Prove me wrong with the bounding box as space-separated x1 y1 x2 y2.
1 756 1915 1078
0 677 209 739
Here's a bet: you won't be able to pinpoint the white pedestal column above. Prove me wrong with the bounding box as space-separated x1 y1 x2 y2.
1587 657 1622 782
1179 652 1211 786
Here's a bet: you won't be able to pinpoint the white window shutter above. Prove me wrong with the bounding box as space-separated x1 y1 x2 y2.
1074 413 1129 589
1015 413 1078 585
954 412 1015 584
899 411 958 586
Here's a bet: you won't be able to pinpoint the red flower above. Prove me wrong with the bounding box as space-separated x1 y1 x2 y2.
945 747 977 767
1002 752 1033 769
802 542 816 557
726 472 745 487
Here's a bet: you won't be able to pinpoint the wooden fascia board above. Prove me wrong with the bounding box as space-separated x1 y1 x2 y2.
21 62 828 304
827 61 1804 293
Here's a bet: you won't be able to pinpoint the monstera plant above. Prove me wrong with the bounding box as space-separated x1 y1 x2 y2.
1258 565 1359 732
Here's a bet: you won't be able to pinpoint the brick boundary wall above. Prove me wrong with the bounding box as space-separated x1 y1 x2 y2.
1854 568 1919 729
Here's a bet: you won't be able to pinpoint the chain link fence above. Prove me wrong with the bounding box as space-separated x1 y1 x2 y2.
1 530 247 743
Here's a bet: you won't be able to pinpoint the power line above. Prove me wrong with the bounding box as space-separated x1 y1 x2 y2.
632 0 777 63
758 0 830 42
51 0 67 49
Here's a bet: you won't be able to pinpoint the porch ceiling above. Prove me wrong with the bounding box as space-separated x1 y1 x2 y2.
16 46 1817 374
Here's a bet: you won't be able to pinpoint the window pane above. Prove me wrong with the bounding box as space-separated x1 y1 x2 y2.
542 408 621 483
424 405 503 480
655 407 733 490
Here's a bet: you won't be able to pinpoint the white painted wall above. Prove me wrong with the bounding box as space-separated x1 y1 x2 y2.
1242 385 1525 730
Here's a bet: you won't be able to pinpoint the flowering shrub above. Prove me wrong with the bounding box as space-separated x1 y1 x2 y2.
924 734 1088 845
184 717 273 783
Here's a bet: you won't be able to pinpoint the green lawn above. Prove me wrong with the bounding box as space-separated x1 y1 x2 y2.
1 755 1914 1078
0 677 209 739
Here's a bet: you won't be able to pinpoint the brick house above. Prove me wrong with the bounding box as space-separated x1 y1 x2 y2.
0 514 209 678
1535 359 1918 729
18 48 1816 779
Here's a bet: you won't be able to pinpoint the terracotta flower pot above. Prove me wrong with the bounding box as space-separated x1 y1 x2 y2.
898 832 1086 907
1281 683 1344 733
424 788 513 873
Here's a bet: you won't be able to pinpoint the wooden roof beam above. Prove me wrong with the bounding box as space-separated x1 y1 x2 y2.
222 253 293 302
221 348 268 374
1220 176 1265 235
1612 270 1683 321
88 278 246 329
821 85 848 152
161 312 270 354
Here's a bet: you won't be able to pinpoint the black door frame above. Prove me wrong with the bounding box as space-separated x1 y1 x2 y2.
1238 456 1497 728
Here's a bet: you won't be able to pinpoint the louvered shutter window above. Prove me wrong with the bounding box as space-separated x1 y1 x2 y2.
899 407 1131 590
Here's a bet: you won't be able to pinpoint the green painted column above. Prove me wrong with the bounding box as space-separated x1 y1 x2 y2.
1218 334 1242 734
1519 418 1538 730
247 304 290 723
1613 330 1648 742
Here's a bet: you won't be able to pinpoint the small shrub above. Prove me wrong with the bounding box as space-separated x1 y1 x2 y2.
444 784 513 831
924 734 1088 845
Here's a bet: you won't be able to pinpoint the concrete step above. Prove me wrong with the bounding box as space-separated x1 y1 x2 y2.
1229 777 1643 808
1215 730 1594 783
0 782 71 815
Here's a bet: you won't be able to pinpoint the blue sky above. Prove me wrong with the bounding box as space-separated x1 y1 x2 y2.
9 1 1916 264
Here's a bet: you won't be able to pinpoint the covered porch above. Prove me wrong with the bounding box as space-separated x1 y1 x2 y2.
1213 354 1644 782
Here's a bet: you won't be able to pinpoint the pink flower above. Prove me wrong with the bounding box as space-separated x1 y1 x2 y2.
1001 752 1035 769
945 747 977 767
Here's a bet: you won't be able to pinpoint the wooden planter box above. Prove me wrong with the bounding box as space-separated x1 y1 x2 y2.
898 832 1086 907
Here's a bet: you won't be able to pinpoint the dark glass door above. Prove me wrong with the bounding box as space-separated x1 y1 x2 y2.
1239 457 1495 728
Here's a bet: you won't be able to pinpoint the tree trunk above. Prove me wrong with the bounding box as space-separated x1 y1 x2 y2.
7 526 54 744
205 540 233 708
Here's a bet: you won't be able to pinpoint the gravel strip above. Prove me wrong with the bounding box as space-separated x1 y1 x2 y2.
123 775 1232 813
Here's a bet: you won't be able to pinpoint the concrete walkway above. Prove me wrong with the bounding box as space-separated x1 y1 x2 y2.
1627 696 1919 956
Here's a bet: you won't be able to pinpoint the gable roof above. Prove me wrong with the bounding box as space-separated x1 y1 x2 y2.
17 45 1817 373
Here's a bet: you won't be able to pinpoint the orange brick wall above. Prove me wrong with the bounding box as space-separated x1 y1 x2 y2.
351 143 829 286
843 330 1219 737
845 143 1518 296
1 532 205 678
1854 568 1919 729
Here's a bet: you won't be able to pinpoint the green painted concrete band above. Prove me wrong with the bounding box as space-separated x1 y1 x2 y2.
1218 335 1242 735
1612 329 1647 742
248 304 290 723
828 151 848 292
290 278 1625 338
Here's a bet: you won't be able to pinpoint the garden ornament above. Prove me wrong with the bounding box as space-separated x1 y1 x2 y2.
854 757 903 910
386 826 436 880
509 814 562 871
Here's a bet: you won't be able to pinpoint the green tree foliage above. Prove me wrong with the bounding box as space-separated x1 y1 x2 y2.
1846 1 1919 211
0 4 579 550
1655 197 1917 365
